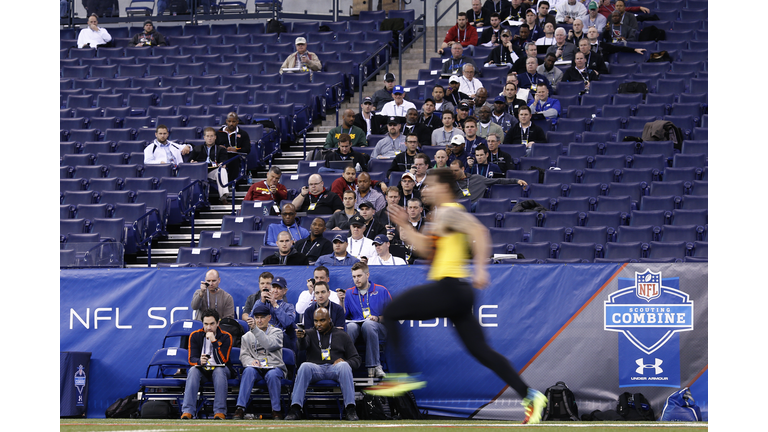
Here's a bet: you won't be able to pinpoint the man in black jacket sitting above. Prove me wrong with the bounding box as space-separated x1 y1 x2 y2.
262 231 310 266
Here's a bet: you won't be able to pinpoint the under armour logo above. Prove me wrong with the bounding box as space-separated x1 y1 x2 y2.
635 358 663 375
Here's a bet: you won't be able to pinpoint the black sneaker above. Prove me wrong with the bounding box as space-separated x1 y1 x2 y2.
233 406 245 420
345 404 359 421
283 404 302 420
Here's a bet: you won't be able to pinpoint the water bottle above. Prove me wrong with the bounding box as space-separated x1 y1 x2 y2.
247 171 254 185
355 163 362 172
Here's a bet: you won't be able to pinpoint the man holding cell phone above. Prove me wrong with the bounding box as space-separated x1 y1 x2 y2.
191 269 235 321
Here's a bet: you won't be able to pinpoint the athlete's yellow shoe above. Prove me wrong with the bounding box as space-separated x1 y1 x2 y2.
521 389 548 424
363 373 426 397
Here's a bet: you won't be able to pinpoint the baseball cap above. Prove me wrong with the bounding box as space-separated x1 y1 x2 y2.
450 135 466 146
358 201 374 209
448 75 461 84
362 96 373 104
272 276 288 289
295 37 307 45
372 234 389 245
144 19 153 25
588 1 598 10
423 97 435 105
401 172 417 181
332 234 347 243
384 73 396 82
349 214 366 226
525 8 536 15
387 116 399 125
458 102 470 110
500 29 512 37
251 304 271 317
494 95 507 104
392 85 405 94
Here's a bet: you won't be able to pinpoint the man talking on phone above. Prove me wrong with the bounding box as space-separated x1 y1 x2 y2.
191 269 235 321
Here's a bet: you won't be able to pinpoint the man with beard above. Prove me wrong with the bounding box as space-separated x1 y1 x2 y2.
401 108 431 147
293 218 333 262
325 109 367 149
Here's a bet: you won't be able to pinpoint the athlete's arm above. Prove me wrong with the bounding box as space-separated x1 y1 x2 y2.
436 206 491 289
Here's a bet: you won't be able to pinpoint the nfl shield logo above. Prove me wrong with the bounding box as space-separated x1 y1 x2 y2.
635 270 661 302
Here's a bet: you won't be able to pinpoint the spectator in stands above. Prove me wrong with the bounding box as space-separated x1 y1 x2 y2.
292 174 344 215
346 215 378 260
303 281 346 330
486 29 523 66
445 75 469 108
216 112 250 184
431 110 465 147
512 42 539 74
451 159 526 209
503 105 548 145
397 172 422 209
77 14 112 49
404 197 426 233
529 84 561 120
388 134 421 177
325 109 367 149
242 272 274 322
266 203 309 246
410 153 431 191
401 108 431 147
508 0 529 21
584 2 607 30
189 127 231 205
468 0 491 27
441 43 479 78
180 309 233 420
587 25 646 58
478 104 507 139
473 87 493 112
456 103 471 129
613 0 643 30
447 134 471 167
244 166 288 204
563 51 600 91
502 82 528 116
567 18 587 45
479 13 505 46
328 189 358 231
484 0 512 21
353 97 376 137
325 135 369 173
129 19 166 47
143 124 192 165
513 24 532 50
280 37 322 74
536 1 557 28
602 9 637 42
263 231 310 266
490 97 515 135
431 86 456 114
293 218 333 263
418 99 443 133
538 53 564 92
285 307 361 421
330 165 359 203
517 57 553 94
372 117 406 159
467 143 502 178
524 8 544 41
315 234 361 266
458 64 484 99
233 304 286 421
355 173 386 212
191 269 235 321
463 117 487 152
598 0 649 20
432 149 450 169
262 276 298 352
486 133 514 172
380 86 417 118
296 266 341 315
439 12 479 55
356 201 387 240
557 0 588 24
342 262 391 378
546 28 577 62
368 234 406 265
371 73 396 112
375 187 401 228
536 22 557 47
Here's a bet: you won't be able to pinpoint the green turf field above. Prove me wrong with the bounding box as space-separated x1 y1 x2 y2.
60 419 708 431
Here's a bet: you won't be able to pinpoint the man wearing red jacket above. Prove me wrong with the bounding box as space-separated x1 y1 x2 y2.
439 12 478 55
244 166 288 205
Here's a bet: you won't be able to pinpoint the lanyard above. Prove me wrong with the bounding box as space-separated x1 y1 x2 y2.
206 290 218 313
457 26 466 42
420 114 433 125
451 58 463 72
442 128 454 144
462 76 476 94
300 238 317 255
474 164 490 177
521 125 530 141
356 288 371 314
316 330 332 350
351 237 366 256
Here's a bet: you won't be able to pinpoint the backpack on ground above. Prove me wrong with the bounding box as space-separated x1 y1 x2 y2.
218 317 244 348
357 393 392 420
139 400 177 419
542 381 579 421
617 392 655 421
660 387 702 421
105 392 140 418
388 391 424 419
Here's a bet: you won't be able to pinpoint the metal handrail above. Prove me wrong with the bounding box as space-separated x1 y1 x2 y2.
217 154 248 216
133 208 165 267
358 43 393 106
398 9 428 86
434 0 461 53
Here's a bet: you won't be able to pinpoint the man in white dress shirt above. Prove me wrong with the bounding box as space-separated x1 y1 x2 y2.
457 64 484 99
77 14 112 48
380 86 417 118
368 234 406 265
346 214 378 261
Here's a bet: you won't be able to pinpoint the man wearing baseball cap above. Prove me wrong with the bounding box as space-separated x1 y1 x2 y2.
369 235 406 266
354 97 378 137
357 200 388 240
447 134 471 166
445 75 470 108
130 19 166 47
371 73 397 111
371 116 406 160
486 28 523 66
263 276 298 353
346 214 378 261
280 36 322 74
315 234 361 266
380 85 417 118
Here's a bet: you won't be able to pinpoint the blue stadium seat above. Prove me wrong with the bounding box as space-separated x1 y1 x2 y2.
616 225 656 243
556 242 596 262
176 247 216 265
629 209 670 227
659 225 700 243
512 242 552 260
543 169 578 185
568 183 603 198
571 226 610 245
581 168 619 185
217 246 256 265
671 209 706 227
529 227 567 244
597 242 644 262
672 153 707 169
639 195 678 211
556 155 590 170
680 195 707 210
645 241 688 262
501 212 540 233
541 211 582 228
584 211 623 229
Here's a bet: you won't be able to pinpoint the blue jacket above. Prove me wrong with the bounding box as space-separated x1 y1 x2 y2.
303 300 346 330
315 253 360 266
529 97 562 119
266 299 297 353
344 283 392 320
266 221 309 246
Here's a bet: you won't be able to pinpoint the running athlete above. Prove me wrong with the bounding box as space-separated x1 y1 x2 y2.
366 168 548 424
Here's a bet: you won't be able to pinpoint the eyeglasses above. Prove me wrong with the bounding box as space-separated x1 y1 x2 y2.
501 34 511 38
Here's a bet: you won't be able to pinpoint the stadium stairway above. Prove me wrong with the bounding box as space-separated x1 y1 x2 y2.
123 27 442 267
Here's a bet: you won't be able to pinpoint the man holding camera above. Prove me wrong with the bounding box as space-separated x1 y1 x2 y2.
242 272 274 322
191 269 235 321
302 281 346 330
295 266 341 315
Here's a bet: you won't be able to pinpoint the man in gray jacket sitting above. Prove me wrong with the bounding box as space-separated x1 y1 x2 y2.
233 304 287 420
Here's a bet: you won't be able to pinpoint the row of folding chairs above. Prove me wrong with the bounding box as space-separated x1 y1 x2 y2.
493 239 707 263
